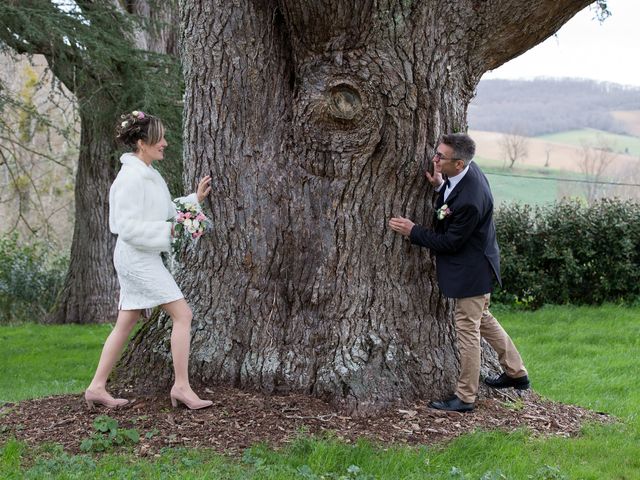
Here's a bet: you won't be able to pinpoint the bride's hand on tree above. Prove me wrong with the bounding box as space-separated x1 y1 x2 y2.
196 175 212 203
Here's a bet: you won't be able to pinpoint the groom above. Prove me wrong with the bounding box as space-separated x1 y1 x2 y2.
389 133 529 412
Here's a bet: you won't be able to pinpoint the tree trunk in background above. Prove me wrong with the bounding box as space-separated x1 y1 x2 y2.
48 104 119 323
117 0 592 411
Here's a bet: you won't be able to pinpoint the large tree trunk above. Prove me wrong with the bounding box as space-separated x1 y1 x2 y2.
117 0 592 411
47 104 120 323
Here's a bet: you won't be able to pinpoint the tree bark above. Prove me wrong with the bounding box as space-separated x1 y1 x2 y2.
47 103 120 323
116 0 593 411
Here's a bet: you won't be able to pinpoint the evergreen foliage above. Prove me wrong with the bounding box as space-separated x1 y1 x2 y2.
0 233 67 324
0 1 183 191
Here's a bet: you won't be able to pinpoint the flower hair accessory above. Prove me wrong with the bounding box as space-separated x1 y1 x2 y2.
120 111 145 129
437 204 452 220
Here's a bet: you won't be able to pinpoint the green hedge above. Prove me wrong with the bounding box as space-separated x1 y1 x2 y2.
0 234 68 323
494 199 640 308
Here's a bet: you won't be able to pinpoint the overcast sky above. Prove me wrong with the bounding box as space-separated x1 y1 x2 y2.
482 0 640 87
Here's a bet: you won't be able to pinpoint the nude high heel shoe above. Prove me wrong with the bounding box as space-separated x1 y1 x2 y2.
169 388 213 410
84 389 129 409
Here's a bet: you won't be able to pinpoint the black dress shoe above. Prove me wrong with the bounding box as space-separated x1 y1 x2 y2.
429 395 475 412
484 372 530 390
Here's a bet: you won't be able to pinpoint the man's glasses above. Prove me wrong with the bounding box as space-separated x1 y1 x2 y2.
433 151 459 162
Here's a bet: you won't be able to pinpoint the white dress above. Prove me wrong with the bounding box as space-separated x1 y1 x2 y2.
109 153 198 310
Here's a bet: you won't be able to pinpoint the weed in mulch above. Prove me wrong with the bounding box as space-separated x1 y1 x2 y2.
79 415 140 452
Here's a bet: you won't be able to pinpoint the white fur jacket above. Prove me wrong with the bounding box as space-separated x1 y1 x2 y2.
109 153 198 253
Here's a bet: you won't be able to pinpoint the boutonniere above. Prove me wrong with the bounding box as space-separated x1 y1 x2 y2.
437 204 452 220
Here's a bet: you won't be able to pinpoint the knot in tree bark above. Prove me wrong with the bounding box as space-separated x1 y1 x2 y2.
292 68 383 179
328 82 362 121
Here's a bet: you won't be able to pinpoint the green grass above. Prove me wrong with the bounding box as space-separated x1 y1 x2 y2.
499 304 640 419
475 159 587 206
2 305 640 479
538 128 640 157
484 167 559 206
0 323 112 402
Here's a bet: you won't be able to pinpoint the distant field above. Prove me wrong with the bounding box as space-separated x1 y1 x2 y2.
471 129 639 174
611 110 640 136
486 170 558 206
471 129 640 204
538 128 640 156
475 159 585 206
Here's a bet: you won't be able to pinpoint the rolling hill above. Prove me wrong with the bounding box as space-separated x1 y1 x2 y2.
538 129 640 157
467 79 640 204
610 110 640 137
470 129 639 174
469 79 640 136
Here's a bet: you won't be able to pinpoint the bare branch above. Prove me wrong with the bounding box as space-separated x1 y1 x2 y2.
498 130 529 169
576 136 617 204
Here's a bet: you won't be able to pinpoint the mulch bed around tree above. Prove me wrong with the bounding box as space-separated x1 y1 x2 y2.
0 387 612 456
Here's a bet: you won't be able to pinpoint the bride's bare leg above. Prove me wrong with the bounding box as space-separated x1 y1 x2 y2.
163 299 193 390
85 309 140 406
162 298 211 408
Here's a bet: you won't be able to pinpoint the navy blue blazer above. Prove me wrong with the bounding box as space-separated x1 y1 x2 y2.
409 161 501 299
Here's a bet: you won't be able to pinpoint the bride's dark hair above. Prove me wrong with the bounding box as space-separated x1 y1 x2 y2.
115 111 164 150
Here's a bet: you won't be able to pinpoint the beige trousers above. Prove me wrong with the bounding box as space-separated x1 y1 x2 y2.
454 293 527 403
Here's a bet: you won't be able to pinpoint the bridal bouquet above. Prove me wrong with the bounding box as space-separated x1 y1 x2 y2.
171 199 213 256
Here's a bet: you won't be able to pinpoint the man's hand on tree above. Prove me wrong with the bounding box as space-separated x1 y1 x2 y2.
425 162 444 188
389 217 415 237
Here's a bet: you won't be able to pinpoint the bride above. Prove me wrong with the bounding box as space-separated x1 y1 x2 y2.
84 110 213 410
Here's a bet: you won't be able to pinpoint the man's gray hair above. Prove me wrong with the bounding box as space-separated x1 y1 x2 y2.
441 133 476 166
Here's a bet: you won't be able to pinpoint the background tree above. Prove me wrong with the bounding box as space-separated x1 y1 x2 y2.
544 144 553 168
499 129 529 169
0 0 182 323
577 137 616 204
0 52 79 246
611 158 640 201
117 0 597 412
